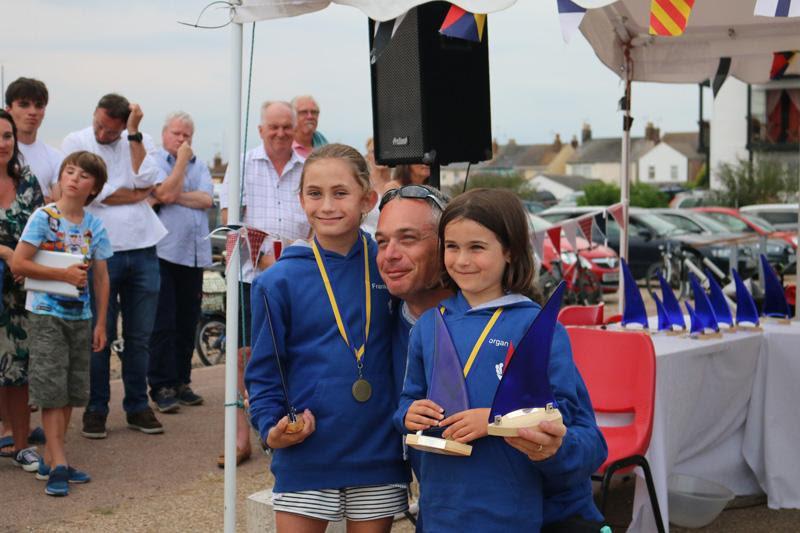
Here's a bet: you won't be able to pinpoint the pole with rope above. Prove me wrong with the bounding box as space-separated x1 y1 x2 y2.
223 13 242 533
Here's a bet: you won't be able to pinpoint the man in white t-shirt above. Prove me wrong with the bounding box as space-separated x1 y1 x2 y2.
4 77 63 201
63 93 167 440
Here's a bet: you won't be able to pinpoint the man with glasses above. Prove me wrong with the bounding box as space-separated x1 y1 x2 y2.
63 93 166 439
290 95 327 159
375 185 606 532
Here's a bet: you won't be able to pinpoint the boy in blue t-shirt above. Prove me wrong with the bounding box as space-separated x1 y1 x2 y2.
12 151 112 497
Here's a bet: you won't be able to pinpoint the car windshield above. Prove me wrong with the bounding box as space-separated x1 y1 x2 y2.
635 212 682 236
654 213 699 234
741 213 777 232
689 212 731 233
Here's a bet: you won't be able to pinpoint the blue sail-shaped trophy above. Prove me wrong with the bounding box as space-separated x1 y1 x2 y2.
704 268 734 329
652 293 672 331
732 268 760 327
657 270 686 331
689 273 720 335
487 281 566 437
620 258 648 329
404 309 473 456
760 254 791 320
685 301 705 337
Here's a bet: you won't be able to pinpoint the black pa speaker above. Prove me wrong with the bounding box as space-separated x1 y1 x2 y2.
368 2 492 167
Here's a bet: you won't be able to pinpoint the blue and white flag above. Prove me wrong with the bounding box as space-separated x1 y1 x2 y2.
557 0 586 43
754 0 800 17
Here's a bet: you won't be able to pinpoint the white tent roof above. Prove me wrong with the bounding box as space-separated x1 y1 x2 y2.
232 0 616 23
580 0 800 84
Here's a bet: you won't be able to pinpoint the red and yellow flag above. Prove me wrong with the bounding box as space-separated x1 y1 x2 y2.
649 0 695 36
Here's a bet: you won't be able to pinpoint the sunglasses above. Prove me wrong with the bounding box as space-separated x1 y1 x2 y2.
379 185 447 212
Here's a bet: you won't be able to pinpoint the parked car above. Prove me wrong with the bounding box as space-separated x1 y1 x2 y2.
694 207 797 270
669 190 714 208
529 214 619 294
539 206 754 279
739 204 799 231
649 208 761 276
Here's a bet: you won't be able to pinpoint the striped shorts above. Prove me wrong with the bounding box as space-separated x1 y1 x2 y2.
272 484 409 522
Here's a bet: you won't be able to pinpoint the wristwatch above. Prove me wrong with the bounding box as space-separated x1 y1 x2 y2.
127 132 143 143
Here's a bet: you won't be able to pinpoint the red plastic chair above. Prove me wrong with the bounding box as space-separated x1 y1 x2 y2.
557 302 604 326
604 313 622 325
567 327 665 533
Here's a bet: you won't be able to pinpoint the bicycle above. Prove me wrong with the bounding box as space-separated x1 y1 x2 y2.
645 242 727 301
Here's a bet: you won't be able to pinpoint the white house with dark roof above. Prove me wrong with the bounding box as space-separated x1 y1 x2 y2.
565 124 656 184
637 132 705 184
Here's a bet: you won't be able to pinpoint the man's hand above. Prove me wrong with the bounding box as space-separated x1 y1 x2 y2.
266 409 316 449
127 103 143 133
177 141 193 163
404 399 444 432
92 322 107 352
441 408 491 443
62 263 89 288
503 419 567 461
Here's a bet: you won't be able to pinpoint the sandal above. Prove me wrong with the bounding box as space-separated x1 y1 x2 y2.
0 435 14 457
216 447 251 468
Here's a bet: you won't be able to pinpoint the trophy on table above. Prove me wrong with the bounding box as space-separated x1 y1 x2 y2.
732 268 761 329
486 281 566 437
759 254 791 324
620 258 648 330
652 270 686 333
687 273 721 339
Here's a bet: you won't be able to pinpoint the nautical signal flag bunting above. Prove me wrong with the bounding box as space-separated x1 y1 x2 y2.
439 5 486 42
649 0 695 36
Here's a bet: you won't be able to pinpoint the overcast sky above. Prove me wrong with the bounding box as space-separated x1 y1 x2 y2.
1 0 712 165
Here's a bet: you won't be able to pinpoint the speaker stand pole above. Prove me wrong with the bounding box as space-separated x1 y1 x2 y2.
429 163 440 189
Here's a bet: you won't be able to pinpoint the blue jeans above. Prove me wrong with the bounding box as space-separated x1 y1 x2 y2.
89 247 160 415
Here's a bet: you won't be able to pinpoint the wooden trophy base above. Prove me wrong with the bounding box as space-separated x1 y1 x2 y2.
405 432 472 456
689 330 723 340
763 317 792 325
286 419 304 434
718 324 737 333
487 407 563 437
736 322 763 331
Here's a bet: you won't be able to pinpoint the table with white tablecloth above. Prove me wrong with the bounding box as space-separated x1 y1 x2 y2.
625 328 766 532
743 321 800 510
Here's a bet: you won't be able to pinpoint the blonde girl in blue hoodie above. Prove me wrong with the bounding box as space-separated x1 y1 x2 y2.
245 144 408 533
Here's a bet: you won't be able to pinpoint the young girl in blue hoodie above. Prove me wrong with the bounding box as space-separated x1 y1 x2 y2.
395 188 606 532
245 144 409 532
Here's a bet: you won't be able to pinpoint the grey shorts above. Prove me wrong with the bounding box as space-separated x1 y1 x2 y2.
28 313 91 409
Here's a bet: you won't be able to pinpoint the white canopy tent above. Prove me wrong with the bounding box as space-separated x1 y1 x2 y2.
220 1 800 531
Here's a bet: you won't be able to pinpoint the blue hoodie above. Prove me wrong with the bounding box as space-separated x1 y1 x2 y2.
394 292 607 532
246 232 409 493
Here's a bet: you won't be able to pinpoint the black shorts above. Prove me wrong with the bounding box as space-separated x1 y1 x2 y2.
237 282 252 348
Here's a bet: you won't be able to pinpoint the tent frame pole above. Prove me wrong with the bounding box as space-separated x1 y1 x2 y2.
224 19 243 533
619 45 633 310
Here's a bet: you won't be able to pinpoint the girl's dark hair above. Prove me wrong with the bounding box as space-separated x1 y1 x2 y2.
0 110 23 185
438 188 541 303
59 151 109 205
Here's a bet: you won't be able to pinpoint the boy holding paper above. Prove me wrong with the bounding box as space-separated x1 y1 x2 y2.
11 151 112 496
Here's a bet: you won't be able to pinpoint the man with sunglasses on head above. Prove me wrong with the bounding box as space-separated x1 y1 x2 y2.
375 184 607 533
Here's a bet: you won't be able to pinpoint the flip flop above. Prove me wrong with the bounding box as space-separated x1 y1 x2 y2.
0 435 14 457
28 427 46 445
216 447 251 469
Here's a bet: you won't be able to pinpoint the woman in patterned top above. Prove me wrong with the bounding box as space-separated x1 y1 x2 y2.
0 109 45 470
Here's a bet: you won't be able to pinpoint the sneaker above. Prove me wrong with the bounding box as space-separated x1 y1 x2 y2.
67 466 91 484
152 387 180 413
28 426 46 445
36 461 50 481
82 411 108 439
37 463 91 484
126 407 164 434
176 384 204 406
45 465 69 496
12 447 41 472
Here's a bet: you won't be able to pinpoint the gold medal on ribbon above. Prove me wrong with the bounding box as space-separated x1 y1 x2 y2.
351 378 373 402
